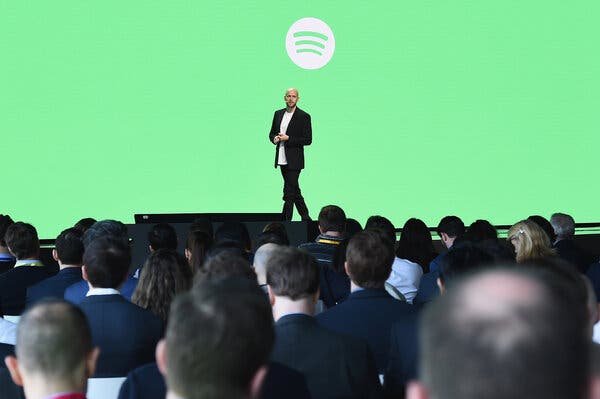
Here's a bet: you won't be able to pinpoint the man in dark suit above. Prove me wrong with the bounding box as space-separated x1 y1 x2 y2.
269 88 312 221
78 236 163 377
268 246 381 398
550 212 595 273
26 228 84 306
317 229 417 373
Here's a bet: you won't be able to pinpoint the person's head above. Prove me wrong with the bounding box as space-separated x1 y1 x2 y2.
5 300 99 397
550 212 576 241
527 215 556 243
82 219 128 248
438 242 499 291
464 219 497 242
5 222 39 260
148 223 178 252
397 218 436 271
189 217 214 238
0 214 15 249
344 218 363 239
253 231 288 253
253 243 281 285
157 278 274 399
261 222 289 246
284 88 299 110
185 230 213 275
365 215 397 244
318 205 346 235
409 268 590 399
345 229 394 289
214 222 251 252
195 252 257 285
82 236 131 289
436 216 465 249
54 228 84 266
266 246 319 301
73 217 97 234
132 249 192 322
508 219 556 263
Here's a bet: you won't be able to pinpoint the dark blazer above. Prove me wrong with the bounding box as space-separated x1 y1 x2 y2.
317 288 417 372
26 267 83 307
0 368 24 399
0 266 53 316
273 313 381 399
383 317 420 398
117 361 311 399
269 107 312 169
554 239 595 274
78 294 163 377
64 276 138 304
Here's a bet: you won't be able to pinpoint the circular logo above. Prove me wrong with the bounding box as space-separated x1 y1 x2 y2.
286 18 335 70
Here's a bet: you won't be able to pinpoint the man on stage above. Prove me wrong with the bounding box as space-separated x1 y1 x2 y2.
269 88 312 221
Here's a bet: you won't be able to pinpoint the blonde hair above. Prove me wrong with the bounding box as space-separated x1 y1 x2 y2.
508 220 555 263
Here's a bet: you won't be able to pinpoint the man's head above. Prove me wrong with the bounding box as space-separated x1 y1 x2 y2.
253 243 281 285
550 212 576 241
0 214 15 249
157 278 274 399
4 222 39 260
54 227 84 266
5 300 99 396
82 219 128 248
284 88 299 110
194 253 257 285
147 223 178 252
365 215 397 244
82 236 131 289
409 268 589 399
345 229 394 289
266 246 319 301
436 216 465 249
317 205 346 235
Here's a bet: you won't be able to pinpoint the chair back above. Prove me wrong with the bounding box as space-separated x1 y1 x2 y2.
87 377 126 399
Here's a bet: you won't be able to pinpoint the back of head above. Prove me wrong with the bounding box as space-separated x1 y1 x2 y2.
508 220 555 263
253 243 280 284
438 242 499 287
82 219 128 248
527 215 556 243
189 216 214 237
464 219 498 242
261 222 290 246
318 205 346 233
550 212 576 240
185 230 213 275
214 222 251 252
195 252 256 285
253 231 288 252
165 278 274 399
266 246 319 300
16 299 92 384
419 268 589 399
365 215 397 243
0 214 15 247
83 236 131 288
5 221 39 260
346 229 394 289
55 227 84 265
73 217 97 234
344 218 363 238
397 218 436 269
148 223 178 251
436 216 465 238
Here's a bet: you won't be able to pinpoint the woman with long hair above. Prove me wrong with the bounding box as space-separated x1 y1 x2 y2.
396 218 437 273
508 219 556 263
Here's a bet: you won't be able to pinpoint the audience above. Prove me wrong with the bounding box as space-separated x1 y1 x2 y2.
184 230 213 275
73 217 97 234
267 246 381 398
396 217 437 273
195 252 257 284
260 222 290 246
527 214 557 243
0 214 16 274
253 243 280 291
134 223 179 278
508 219 556 263
551 212 594 273
462 219 498 242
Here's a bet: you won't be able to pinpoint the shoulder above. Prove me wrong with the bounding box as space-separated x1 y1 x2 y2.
295 108 310 118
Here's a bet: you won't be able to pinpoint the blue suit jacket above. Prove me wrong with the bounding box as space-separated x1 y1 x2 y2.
64 276 138 304
316 288 417 372
78 294 163 377
26 267 83 307
0 266 53 316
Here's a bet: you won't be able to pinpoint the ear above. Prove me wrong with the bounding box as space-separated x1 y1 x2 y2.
436 277 445 294
148 245 154 253
82 265 89 282
249 365 268 399
406 381 429 399
344 261 351 278
440 232 449 243
318 225 324 234
86 347 100 378
267 285 275 307
4 356 23 387
156 339 167 377
52 249 59 262
184 248 191 261
314 289 320 304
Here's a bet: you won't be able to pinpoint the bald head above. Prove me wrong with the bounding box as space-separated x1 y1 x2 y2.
253 243 280 285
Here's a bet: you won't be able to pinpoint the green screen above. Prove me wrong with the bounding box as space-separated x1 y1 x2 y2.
2 1 598 238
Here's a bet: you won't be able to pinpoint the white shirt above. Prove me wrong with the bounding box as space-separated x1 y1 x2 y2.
386 257 423 304
0 318 17 345
277 110 294 165
86 287 121 297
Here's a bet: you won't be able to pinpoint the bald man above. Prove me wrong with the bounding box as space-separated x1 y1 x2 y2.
269 88 312 221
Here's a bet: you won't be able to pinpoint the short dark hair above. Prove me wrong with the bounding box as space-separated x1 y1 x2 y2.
82 219 128 248
253 231 288 252
16 299 92 381
73 217 97 234
214 222 251 252
5 222 39 260
83 236 131 288
346 229 394 288
436 216 465 238
195 253 257 285
438 242 498 286
0 214 15 247
365 215 397 243
148 223 178 251
464 219 497 242
267 246 319 300
165 278 274 398
318 205 346 233
55 228 84 265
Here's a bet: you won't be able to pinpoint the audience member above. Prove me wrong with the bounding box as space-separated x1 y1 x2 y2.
26 228 84 306
73 217 97 234
78 236 163 377
189 216 214 237
462 219 498 242
0 214 16 274
317 229 417 372
528 214 556 243
214 222 252 255
366 215 423 303
551 212 594 273
253 232 288 253
253 243 280 291
407 267 590 399
299 205 350 307
261 222 290 245
184 230 213 275
344 218 363 238
5 299 99 399
131 249 192 323
156 278 274 399
133 223 179 278
508 219 556 263
396 218 437 273
0 222 52 316
194 252 257 284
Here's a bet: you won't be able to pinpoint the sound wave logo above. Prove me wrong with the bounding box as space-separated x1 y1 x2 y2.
286 18 335 70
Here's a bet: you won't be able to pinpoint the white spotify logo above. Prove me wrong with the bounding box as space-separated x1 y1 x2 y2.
286 18 335 70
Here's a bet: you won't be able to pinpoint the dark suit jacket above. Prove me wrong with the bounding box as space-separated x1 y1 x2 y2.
273 313 381 399
26 267 83 307
64 276 138 304
78 294 163 377
269 107 312 170
117 361 311 399
383 316 420 398
0 368 24 399
0 265 53 316
554 239 595 274
317 288 417 372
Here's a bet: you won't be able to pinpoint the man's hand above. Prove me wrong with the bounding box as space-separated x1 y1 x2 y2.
273 134 281 144
278 133 289 142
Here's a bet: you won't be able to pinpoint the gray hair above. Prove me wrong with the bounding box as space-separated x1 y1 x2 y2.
550 213 575 239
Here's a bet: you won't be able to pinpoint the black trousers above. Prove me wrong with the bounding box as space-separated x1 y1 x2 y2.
280 165 310 221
